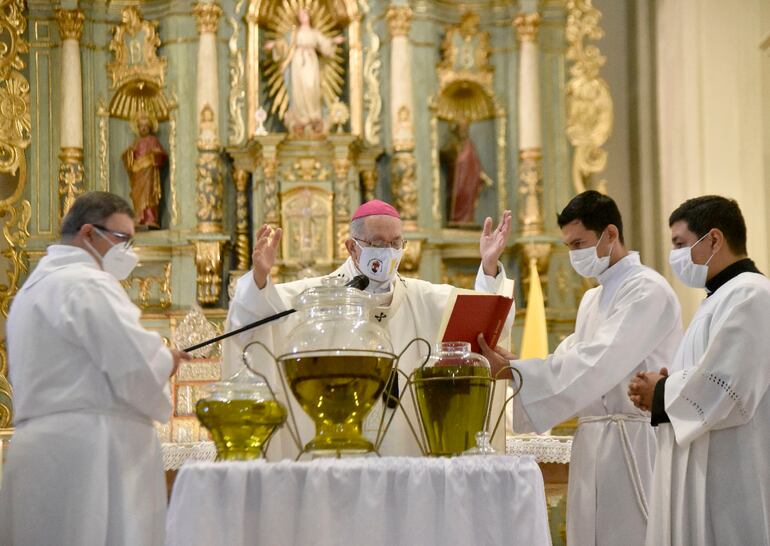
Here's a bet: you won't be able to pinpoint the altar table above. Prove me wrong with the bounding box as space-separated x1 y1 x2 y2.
165 455 551 546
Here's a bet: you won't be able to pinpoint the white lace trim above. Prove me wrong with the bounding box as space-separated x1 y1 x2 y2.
162 442 217 471
505 435 572 464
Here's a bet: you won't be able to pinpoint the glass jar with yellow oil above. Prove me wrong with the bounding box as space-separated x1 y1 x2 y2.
196 361 286 461
412 341 492 456
278 277 396 455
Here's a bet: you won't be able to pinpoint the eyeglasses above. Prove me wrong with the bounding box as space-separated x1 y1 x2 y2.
354 237 407 250
92 224 134 249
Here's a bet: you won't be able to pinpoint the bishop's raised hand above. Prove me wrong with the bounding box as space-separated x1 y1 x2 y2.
252 224 282 289
479 210 512 276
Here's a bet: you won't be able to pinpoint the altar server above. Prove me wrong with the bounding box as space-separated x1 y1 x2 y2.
226 200 515 457
479 191 682 546
628 195 770 546
0 192 189 546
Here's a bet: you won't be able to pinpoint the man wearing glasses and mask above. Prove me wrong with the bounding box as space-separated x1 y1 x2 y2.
226 199 515 457
0 192 190 545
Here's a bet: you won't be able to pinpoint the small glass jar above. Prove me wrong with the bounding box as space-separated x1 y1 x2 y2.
196 363 286 461
412 341 492 456
278 277 396 454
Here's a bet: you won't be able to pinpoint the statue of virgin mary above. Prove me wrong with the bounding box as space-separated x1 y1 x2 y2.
265 8 344 136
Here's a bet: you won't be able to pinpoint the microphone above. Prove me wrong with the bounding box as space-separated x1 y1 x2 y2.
345 274 370 291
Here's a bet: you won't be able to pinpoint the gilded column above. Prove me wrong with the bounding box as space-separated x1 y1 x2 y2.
514 13 544 238
386 6 417 227
193 2 225 305
233 168 251 272
55 9 85 221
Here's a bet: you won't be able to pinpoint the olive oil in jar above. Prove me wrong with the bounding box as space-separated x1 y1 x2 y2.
196 398 287 460
414 366 491 456
282 354 393 452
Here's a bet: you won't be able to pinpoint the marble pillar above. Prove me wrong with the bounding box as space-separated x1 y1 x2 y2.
55 8 85 221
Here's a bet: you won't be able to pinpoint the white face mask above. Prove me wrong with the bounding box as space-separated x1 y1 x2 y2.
569 231 614 278
355 242 402 288
669 232 714 288
86 228 139 281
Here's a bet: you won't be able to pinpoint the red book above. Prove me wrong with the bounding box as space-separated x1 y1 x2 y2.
439 288 514 354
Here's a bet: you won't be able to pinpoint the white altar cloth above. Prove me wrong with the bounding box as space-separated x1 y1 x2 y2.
165 456 551 546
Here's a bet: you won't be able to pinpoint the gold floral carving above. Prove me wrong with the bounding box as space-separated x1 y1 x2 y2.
566 0 613 194
55 9 84 41
262 157 280 225
281 158 331 183
429 110 441 223
386 6 411 37
58 147 85 220
391 152 417 224
195 241 223 305
399 239 421 273
513 12 540 43
97 98 109 190
121 263 172 310
233 168 251 271
361 168 377 202
517 148 544 237
496 110 508 220
227 0 247 146
193 2 223 34
0 0 32 427
196 149 224 233
168 92 179 225
107 7 169 121
360 0 382 145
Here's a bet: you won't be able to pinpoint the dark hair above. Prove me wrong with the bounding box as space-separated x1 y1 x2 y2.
61 192 135 237
557 190 624 243
668 195 747 255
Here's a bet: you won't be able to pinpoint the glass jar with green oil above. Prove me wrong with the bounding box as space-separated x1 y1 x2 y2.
279 277 395 455
196 364 286 461
412 342 492 456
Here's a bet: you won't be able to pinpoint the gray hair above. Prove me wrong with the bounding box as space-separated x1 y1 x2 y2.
349 217 367 240
61 191 135 237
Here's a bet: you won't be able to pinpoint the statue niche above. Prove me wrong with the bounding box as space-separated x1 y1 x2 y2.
261 0 346 138
432 11 503 229
107 6 173 228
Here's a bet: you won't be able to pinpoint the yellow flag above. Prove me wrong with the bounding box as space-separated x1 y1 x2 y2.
520 257 549 359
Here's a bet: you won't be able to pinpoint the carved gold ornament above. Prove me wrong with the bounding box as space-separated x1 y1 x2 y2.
513 12 540 43
565 0 613 194
0 0 32 426
227 0 247 146
195 241 224 305
386 5 411 37
233 168 251 271
360 0 382 146
55 8 84 41
280 186 334 265
262 0 345 123
193 2 223 34
174 304 219 359
121 263 173 310
107 7 169 121
391 152 418 223
435 11 496 123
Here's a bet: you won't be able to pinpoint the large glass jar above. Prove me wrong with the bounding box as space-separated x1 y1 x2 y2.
278 277 395 454
196 362 287 461
412 341 492 456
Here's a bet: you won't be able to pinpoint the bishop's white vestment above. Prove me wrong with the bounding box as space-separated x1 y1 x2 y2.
225 257 514 458
646 271 770 546
508 253 682 546
0 245 174 546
